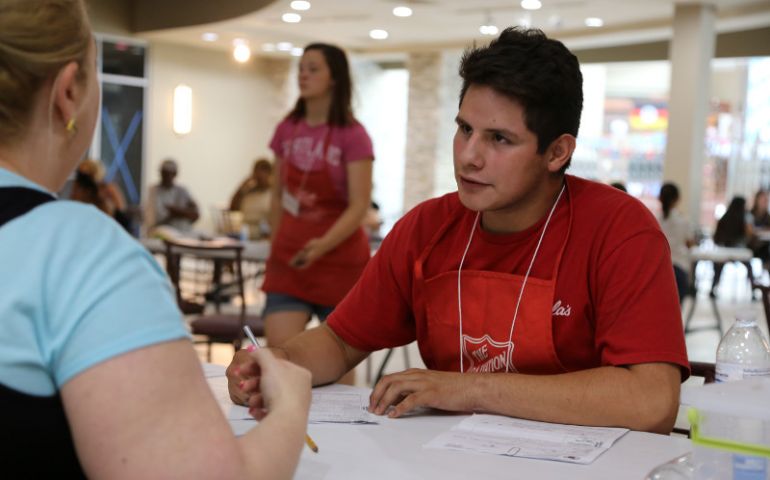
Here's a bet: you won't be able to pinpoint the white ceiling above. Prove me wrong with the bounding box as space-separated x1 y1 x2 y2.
141 0 770 58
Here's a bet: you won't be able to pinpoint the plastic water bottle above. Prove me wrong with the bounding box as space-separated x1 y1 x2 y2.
713 314 770 480
645 453 694 479
715 314 770 383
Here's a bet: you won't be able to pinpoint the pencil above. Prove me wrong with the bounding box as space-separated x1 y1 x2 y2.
243 325 319 454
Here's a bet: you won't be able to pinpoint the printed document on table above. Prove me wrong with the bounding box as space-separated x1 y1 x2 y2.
424 414 628 464
309 391 378 424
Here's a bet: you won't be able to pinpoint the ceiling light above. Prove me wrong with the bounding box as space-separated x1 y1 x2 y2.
520 0 542 10
233 43 251 63
282 12 301 23
290 0 311 10
201 32 218 42
393 6 413 17
276 42 293 51
585 17 604 27
261 43 276 52
291 47 304 57
479 25 499 35
369 29 389 40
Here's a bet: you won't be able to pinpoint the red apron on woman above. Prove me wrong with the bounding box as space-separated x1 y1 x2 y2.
262 130 370 307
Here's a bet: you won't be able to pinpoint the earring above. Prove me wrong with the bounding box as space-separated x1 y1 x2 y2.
66 118 77 134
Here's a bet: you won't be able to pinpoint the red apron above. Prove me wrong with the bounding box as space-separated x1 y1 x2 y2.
262 129 370 306
413 186 572 375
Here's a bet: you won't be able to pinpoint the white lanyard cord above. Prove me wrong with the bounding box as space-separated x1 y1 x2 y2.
457 211 480 374
457 183 565 374
503 184 565 373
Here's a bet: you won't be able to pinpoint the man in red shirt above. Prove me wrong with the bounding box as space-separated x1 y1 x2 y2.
228 27 689 434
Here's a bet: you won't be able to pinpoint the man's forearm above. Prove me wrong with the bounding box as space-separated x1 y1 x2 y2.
469 363 680 433
280 324 368 386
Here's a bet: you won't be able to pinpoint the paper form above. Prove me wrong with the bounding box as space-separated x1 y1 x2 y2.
424 414 628 464
202 363 227 378
309 391 378 424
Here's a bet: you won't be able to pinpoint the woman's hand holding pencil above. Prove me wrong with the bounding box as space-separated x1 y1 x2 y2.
234 326 319 453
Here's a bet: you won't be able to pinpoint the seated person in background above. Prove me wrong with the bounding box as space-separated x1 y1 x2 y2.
146 158 199 233
0 0 311 477
657 182 694 304
229 158 273 239
70 159 131 231
749 189 770 266
711 196 753 296
228 27 688 434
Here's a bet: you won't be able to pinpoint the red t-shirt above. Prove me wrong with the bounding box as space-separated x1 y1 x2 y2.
269 118 374 201
328 175 690 378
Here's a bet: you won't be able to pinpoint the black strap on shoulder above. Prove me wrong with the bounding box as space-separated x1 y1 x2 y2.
0 187 56 228
0 383 86 477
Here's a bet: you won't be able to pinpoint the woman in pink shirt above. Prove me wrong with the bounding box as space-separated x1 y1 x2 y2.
261 43 374 362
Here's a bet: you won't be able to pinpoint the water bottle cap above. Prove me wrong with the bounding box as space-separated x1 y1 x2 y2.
735 311 757 325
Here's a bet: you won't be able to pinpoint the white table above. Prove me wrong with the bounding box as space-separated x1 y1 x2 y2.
141 236 270 262
685 245 755 335
688 245 753 264
205 366 691 480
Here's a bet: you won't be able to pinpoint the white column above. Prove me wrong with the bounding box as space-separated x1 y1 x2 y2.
663 3 717 227
403 52 442 213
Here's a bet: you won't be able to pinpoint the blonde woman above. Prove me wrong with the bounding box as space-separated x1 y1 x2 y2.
0 0 310 477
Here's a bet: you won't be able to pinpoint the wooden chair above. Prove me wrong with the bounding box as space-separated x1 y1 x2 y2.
672 361 716 437
163 238 265 361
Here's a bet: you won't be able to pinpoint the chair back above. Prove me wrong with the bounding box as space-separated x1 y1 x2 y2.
162 238 246 319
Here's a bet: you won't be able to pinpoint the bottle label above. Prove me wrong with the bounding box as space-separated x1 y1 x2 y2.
715 363 770 383
733 454 767 480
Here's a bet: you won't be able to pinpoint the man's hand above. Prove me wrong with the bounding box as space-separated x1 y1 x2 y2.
368 368 477 418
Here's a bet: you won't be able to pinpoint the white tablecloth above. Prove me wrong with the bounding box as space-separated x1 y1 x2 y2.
206 366 692 480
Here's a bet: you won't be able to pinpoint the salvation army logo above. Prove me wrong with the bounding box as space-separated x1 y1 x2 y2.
462 334 517 373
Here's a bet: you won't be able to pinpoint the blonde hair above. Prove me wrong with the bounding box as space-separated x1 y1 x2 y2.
0 0 91 144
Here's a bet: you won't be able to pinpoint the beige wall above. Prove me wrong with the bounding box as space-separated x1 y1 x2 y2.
145 43 291 231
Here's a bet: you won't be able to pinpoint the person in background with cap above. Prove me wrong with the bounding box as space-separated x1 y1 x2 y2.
145 158 199 233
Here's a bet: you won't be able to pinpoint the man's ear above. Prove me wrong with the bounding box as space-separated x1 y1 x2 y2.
52 61 81 128
545 134 576 173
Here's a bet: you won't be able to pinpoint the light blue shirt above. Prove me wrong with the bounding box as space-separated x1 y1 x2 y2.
0 168 189 396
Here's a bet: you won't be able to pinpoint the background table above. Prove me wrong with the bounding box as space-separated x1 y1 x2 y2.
141 236 270 262
206 365 692 480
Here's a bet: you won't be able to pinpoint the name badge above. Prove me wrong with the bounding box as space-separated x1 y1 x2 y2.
282 190 300 216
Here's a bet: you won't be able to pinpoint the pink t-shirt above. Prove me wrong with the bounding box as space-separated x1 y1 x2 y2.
269 118 374 200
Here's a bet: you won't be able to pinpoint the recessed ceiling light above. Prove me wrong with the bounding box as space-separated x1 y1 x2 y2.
201 32 218 42
393 6 413 17
520 0 542 10
261 43 276 52
585 17 604 27
282 12 301 23
291 47 304 57
276 42 294 51
479 25 499 36
369 29 389 40
233 44 251 63
290 0 311 10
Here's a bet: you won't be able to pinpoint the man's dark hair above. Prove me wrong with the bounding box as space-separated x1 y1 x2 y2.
458 27 583 173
